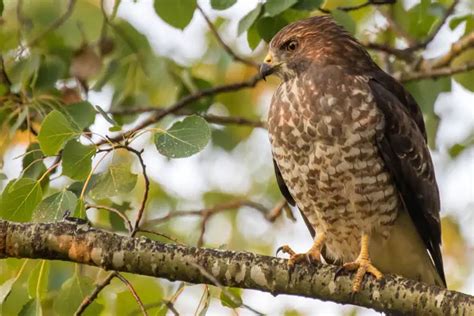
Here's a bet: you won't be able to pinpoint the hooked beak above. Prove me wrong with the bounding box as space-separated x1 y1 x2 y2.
260 52 275 81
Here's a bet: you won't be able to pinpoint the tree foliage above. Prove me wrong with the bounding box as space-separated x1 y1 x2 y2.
0 0 473 315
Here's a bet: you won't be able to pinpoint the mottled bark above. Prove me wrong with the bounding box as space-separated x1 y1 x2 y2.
0 220 472 315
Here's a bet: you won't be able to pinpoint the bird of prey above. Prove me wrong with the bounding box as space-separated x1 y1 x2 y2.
260 15 446 292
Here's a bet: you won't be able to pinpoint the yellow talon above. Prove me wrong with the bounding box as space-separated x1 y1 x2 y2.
341 233 383 292
277 232 326 268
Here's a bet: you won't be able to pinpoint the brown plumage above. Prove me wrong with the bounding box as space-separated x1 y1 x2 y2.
261 15 446 290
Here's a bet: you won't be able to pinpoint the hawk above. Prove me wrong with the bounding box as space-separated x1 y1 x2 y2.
260 15 446 291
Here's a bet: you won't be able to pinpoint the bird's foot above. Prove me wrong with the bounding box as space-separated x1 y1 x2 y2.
276 244 321 268
341 256 383 292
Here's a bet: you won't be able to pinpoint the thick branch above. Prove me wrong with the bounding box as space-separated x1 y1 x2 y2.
1 220 473 315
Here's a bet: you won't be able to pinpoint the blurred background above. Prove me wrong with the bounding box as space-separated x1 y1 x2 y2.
0 0 473 315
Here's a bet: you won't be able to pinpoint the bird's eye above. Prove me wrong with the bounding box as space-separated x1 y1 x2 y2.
282 40 298 52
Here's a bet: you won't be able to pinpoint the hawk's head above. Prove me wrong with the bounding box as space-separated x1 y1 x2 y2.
260 15 374 80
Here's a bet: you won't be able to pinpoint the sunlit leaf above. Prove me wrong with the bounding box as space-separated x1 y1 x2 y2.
89 165 138 200
53 274 103 315
264 0 297 17
38 110 79 156
211 0 236 10
238 4 262 35
22 143 46 181
153 0 197 30
0 278 16 304
62 139 95 181
95 105 118 126
0 178 43 222
64 101 97 130
220 287 242 308
27 260 50 299
33 190 77 222
154 115 211 158
18 299 41 316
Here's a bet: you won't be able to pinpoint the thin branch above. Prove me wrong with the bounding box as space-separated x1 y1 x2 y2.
97 74 262 146
400 60 474 82
75 272 117 316
406 0 460 52
2 220 473 315
427 32 474 69
116 272 148 316
86 204 133 233
265 199 294 222
197 5 258 68
27 0 77 47
109 108 266 129
144 200 269 227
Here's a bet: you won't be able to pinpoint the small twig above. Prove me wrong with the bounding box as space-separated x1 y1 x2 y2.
110 145 150 236
265 199 292 222
406 0 460 52
144 200 269 227
136 228 182 245
364 43 413 61
86 204 133 233
97 74 262 146
75 272 117 316
197 5 258 68
400 60 474 82
27 0 77 47
109 108 266 129
116 273 148 316
189 262 264 316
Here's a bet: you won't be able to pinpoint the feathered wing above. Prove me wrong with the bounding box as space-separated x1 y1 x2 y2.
368 76 446 287
273 159 316 238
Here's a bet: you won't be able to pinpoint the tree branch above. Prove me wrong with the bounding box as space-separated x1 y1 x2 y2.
197 4 258 68
400 60 474 82
97 74 262 145
1 220 473 315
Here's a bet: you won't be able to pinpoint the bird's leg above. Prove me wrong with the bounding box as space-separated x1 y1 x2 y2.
341 233 383 292
277 232 326 268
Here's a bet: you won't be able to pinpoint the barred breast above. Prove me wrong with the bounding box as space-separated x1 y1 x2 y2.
268 72 400 262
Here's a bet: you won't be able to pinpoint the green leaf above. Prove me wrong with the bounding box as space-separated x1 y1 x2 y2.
293 0 323 10
0 178 43 222
95 105 118 126
62 140 95 181
0 278 16 304
22 143 47 181
89 165 138 200
33 190 77 222
154 115 211 158
256 15 288 42
220 287 242 309
0 0 3 17
19 299 41 316
210 0 236 10
247 24 261 50
238 4 262 35
65 101 97 130
37 110 78 156
74 198 86 218
153 0 197 30
264 0 297 17
449 14 474 34
53 274 103 315
35 56 66 90
27 260 50 299
331 9 356 35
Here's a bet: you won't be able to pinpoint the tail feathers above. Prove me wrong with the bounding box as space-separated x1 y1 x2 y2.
370 210 446 288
